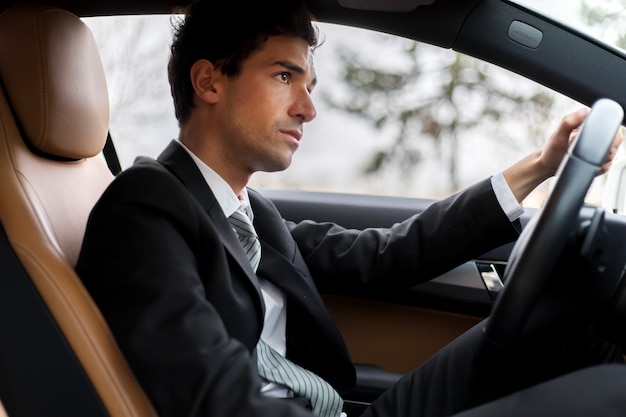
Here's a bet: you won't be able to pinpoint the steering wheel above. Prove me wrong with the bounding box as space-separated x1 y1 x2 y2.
482 98 624 352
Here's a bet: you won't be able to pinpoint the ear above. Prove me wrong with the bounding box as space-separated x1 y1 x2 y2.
190 59 221 104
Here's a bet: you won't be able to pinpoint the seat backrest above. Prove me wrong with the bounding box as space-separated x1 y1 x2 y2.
0 6 156 417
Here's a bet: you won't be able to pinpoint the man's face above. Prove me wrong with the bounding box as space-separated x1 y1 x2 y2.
215 34 317 175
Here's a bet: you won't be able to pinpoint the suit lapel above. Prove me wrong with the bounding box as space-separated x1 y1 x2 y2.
156 140 265 301
249 190 328 313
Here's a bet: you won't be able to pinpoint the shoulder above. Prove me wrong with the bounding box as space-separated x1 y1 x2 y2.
94 156 200 215
119 155 177 184
111 156 187 193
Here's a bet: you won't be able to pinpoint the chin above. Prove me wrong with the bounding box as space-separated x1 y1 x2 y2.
257 158 293 173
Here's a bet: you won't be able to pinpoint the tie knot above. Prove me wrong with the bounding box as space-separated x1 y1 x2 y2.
228 206 261 272
229 207 256 238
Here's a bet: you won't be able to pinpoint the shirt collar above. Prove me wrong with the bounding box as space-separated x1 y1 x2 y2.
176 139 250 219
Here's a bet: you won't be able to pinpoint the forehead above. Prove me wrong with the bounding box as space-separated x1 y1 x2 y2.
249 35 316 76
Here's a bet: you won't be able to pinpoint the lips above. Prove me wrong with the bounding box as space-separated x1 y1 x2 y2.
280 129 302 142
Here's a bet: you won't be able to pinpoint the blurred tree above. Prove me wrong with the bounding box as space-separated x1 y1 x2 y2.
323 34 557 192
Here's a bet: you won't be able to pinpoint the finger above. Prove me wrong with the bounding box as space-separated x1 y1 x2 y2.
614 127 624 148
568 128 580 143
557 108 589 145
562 108 590 130
600 147 620 174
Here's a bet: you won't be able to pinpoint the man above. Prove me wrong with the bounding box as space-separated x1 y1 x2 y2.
76 0 626 416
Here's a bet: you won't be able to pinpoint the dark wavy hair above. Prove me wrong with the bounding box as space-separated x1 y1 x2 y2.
168 0 319 125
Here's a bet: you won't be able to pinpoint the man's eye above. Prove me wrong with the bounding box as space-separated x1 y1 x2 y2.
277 72 290 83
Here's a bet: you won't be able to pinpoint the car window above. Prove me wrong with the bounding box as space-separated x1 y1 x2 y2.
510 0 626 54
84 15 606 208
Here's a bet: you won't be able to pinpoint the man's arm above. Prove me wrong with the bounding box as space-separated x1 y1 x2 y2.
293 110 623 292
291 178 520 292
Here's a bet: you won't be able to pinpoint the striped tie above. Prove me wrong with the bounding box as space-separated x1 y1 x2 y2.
228 206 261 272
256 338 344 417
227 205 344 417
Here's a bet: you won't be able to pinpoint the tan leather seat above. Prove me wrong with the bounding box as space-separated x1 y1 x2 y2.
0 5 156 417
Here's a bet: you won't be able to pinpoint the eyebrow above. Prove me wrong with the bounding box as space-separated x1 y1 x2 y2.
274 60 318 88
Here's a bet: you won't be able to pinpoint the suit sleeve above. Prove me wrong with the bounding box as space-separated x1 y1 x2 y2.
288 178 520 291
76 166 313 417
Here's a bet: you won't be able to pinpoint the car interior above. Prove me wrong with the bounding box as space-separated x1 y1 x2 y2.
0 0 625 416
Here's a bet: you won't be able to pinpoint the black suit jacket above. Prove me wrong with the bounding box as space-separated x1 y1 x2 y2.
76 140 519 417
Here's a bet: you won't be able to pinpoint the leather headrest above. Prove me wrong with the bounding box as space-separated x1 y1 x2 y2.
0 6 109 159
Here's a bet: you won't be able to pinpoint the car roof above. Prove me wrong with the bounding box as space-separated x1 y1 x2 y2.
0 0 183 15
0 0 480 47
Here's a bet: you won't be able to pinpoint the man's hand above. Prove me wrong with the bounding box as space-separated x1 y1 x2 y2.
503 108 624 204
540 108 623 175
538 108 589 175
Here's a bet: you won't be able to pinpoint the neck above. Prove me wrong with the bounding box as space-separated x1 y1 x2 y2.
178 124 251 197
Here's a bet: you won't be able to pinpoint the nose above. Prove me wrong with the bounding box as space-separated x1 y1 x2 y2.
291 88 317 123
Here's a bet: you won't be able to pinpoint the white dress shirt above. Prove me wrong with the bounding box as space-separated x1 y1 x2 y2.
490 172 524 221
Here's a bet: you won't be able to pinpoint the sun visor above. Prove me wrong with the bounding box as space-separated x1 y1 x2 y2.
337 0 436 12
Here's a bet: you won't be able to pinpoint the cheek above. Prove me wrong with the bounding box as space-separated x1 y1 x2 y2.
227 84 285 135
